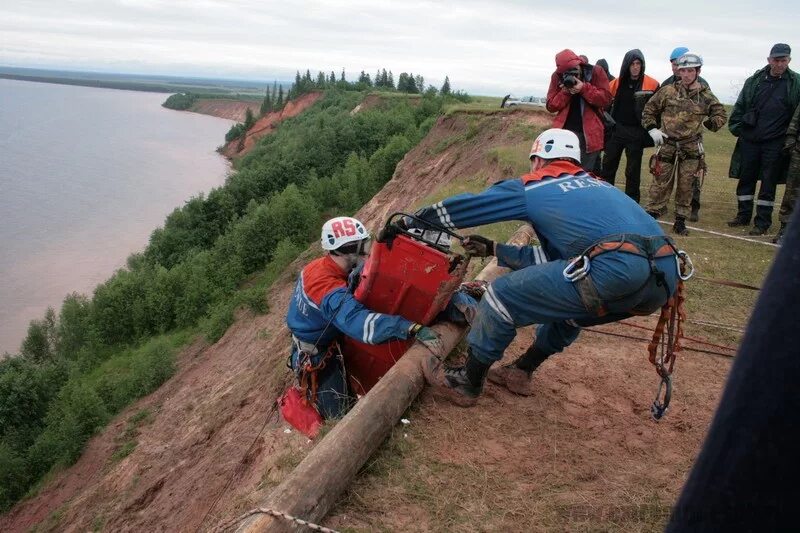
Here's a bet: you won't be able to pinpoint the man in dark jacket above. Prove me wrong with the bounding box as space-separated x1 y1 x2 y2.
546 49 612 170
727 43 800 235
775 103 800 244
602 49 660 202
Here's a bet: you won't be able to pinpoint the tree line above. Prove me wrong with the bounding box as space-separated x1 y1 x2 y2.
0 87 464 511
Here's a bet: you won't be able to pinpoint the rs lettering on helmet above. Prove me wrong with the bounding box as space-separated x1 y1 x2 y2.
331 219 357 238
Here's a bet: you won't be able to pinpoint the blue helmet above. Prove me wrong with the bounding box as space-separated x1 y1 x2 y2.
670 47 690 61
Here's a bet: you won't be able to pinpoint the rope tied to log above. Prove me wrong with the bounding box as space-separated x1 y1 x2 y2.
213 507 342 533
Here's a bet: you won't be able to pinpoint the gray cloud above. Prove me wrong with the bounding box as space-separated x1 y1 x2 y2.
1 0 798 101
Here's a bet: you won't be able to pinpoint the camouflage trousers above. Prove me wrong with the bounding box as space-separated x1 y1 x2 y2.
778 148 800 225
646 142 706 218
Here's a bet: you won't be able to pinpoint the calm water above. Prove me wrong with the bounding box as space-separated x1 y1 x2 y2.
0 79 234 354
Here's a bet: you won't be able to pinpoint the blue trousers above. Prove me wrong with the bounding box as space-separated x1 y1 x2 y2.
467 252 678 364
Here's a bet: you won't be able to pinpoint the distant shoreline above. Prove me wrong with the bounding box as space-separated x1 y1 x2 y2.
0 72 180 93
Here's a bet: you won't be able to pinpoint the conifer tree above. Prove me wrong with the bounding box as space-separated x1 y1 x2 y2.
340 68 346 82
387 71 395 90
277 86 284 109
260 86 272 115
316 71 326 88
441 75 451 95
244 108 255 130
415 74 424 93
375 69 382 87
380 69 388 88
330 71 336 85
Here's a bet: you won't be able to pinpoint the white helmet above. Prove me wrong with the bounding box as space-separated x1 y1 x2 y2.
529 128 581 163
320 216 370 252
676 53 703 69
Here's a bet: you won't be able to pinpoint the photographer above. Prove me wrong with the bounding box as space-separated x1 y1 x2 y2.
546 49 612 169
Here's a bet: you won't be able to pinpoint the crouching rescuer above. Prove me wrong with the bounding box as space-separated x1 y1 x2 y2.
285 216 442 419
411 128 692 416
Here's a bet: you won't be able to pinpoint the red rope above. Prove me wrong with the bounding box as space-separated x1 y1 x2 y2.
619 319 737 353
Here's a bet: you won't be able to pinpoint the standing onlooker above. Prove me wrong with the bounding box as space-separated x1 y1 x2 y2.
775 103 800 244
659 47 710 220
728 43 800 235
602 49 660 202
642 53 727 235
546 49 612 170
596 58 615 82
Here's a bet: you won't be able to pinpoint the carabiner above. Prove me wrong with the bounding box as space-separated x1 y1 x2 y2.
650 374 673 421
563 255 591 282
676 250 694 281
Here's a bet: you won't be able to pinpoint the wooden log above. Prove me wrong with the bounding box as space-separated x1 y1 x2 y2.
236 224 535 533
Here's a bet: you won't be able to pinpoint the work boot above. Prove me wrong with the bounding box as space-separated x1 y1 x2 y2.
727 216 750 227
672 216 689 236
487 344 550 396
646 210 662 220
689 207 700 222
422 350 490 407
748 226 768 236
773 223 786 245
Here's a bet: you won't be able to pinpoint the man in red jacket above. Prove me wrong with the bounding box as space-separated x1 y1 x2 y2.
547 49 612 170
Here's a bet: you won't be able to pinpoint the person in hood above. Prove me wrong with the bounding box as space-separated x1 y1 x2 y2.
596 58 615 82
601 49 660 202
546 49 612 170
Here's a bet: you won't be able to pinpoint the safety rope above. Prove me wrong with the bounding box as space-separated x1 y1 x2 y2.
212 507 341 533
583 327 735 358
195 401 280 532
619 320 739 351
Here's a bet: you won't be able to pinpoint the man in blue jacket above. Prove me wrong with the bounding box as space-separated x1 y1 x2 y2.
412 129 682 406
286 216 442 418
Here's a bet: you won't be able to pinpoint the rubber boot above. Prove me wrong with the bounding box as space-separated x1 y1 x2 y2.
727 215 750 227
487 344 550 396
422 349 490 407
672 216 689 236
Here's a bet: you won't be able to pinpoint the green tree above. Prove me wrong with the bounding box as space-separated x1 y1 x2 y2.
243 108 256 130
441 75 451 95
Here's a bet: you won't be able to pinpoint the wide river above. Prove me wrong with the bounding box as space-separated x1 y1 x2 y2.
0 79 234 354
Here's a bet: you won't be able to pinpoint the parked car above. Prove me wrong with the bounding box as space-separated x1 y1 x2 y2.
501 95 547 108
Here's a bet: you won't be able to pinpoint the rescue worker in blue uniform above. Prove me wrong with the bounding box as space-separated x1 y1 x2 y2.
286 216 442 418
412 129 682 406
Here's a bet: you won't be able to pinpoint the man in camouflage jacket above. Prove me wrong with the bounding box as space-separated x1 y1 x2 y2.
641 53 727 235
776 103 800 244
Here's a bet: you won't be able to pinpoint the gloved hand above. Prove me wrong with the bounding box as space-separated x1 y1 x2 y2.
462 234 496 257
784 135 797 154
648 128 669 146
409 324 443 358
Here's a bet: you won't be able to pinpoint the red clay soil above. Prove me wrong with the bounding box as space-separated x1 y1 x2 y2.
0 107 732 532
186 99 262 123
219 92 323 159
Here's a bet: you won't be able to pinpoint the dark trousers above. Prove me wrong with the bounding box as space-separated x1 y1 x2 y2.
575 131 600 172
735 137 784 230
602 124 645 202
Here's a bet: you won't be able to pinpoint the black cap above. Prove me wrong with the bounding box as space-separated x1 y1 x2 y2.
770 43 791 58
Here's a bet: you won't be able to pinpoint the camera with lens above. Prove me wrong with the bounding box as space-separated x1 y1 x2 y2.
562 68 581 88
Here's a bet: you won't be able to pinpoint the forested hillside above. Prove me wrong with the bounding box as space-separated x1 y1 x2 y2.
0 81 465 511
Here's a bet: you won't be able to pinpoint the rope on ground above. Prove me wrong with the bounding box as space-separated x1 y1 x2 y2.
196 399 280 533
212 507 341 533
656 220 778 248
619 320 738 353
693 276 761 291
687 318 747 333
584 327 735 358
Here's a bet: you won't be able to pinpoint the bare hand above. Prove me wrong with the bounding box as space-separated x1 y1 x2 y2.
568 80 584 94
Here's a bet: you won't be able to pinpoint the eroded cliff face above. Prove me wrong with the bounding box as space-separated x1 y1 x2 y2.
186 99 262 122
219 92 324 159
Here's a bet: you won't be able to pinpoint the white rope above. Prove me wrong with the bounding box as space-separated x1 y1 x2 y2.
656 220 779 247
214 507 341 533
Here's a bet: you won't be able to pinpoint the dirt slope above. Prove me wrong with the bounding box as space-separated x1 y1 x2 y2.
0 108 552 533
187 99 262 122
219 92 323 159
0 107 731 532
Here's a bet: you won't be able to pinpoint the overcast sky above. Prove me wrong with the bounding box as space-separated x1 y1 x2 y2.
1 0 798 102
